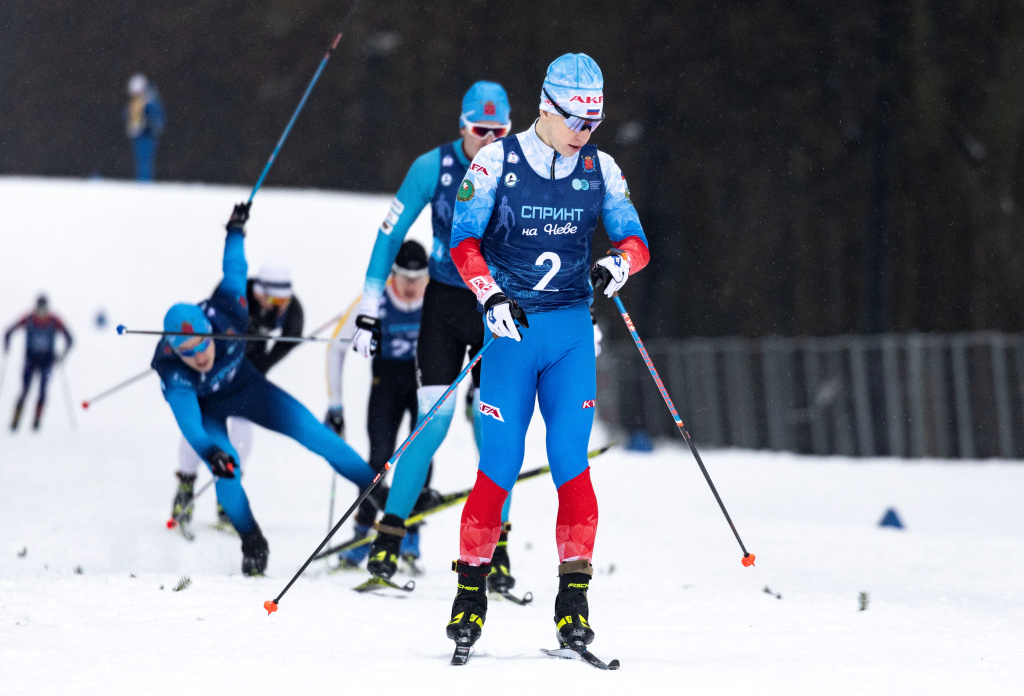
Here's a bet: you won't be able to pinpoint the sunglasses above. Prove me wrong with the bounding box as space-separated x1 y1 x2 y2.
462 116 511 140
176 337 212 358
543 89 604 133
264 294 291 308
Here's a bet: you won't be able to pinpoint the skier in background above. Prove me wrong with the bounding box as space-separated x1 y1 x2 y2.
4 295 74 431
170 263 305 534
444 54 649 655
324 240 438 569
349 82 522 593
125 73 165 181
153 202 379 575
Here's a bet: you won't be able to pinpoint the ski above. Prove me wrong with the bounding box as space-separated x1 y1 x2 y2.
493 589 533 605
450 644 473 666
314 443 614 561
352 575 416 594
542 644 620 671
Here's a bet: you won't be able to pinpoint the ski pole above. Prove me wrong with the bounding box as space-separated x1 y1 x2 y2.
58 363 77 429
116 325 343 344
310 311 348 338
326 473 338 536
611 294 755 567
81 368 154 410
247 0 361 202
166 478 216 529
313 442 615 561
264 334 497 614
0 353 7 403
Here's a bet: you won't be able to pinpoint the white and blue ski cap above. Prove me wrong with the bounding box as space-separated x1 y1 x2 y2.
540 53 604 118
460 81 511 127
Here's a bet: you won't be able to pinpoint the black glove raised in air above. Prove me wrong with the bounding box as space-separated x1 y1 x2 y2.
226 202 252 233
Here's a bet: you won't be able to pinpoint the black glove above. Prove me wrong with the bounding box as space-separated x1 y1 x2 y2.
324 409 345 437
205 448 237 479
590 259 613 294
226 202 252 233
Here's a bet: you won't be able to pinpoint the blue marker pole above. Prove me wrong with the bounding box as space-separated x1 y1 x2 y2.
247 0 361 202
612 294 755 567
265 335 497 613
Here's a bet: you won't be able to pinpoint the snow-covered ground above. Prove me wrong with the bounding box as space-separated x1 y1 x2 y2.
1 177 1023 695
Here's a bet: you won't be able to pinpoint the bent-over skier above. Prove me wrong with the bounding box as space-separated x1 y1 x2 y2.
152 202 379 575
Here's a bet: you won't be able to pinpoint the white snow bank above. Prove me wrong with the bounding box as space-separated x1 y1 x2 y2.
1 178 1022 695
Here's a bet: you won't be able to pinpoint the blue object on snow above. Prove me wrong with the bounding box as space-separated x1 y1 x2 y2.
879 508 904 529
400 528 420 560
626 430 654 452
116 324 126 334
95 310 108 329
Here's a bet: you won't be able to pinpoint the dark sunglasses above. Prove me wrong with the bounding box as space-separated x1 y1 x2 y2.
543 88 605 133
176 337 212 358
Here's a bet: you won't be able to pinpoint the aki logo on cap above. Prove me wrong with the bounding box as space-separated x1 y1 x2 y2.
457 180 475 202
484 101 496 117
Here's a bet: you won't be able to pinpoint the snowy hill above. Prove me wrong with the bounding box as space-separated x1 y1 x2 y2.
1 177 1023 695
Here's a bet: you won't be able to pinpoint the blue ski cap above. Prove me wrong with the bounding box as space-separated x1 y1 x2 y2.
163 303 212 350
460 81 511 127
540 53 604 118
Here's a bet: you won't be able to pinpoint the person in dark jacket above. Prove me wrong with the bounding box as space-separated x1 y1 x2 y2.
125 73 165 181
4 295 73 431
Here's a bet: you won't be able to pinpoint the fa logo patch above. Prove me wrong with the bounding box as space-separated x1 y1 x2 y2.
479 401 505 422
583 155 595 171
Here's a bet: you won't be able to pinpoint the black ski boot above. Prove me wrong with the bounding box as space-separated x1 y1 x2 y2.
240 526 269 576
171 472 196 523
366 514 405 580
487 522 516 594
10 399 24 431
554 560 595 646
447 561 490 647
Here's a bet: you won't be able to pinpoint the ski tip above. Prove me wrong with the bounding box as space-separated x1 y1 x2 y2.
264 600 278 615
116 324 126 335
742 553 756 567
81 401 89 410
166 519 177 529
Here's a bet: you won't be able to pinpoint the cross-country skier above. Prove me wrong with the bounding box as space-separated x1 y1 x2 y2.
444 54 649 657
170 264 306 532
349 81 522 592
152 202 379 575
4 295 74 431
324 240 437 568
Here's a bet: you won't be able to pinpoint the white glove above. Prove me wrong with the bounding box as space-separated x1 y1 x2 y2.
593 320 603 357
591 253 631 298
352 293 381 359
483 293 529 341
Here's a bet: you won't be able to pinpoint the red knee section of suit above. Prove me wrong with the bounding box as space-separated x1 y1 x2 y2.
556 467 598 563
459 470 508 565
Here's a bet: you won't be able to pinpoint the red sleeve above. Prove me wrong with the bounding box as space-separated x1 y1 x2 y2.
451 238 500 303
613 235 650 274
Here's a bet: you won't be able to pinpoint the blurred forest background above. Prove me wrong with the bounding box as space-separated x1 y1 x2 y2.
3 1 1024 340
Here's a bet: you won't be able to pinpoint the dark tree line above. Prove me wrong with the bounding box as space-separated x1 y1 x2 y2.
3 1 1024 339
